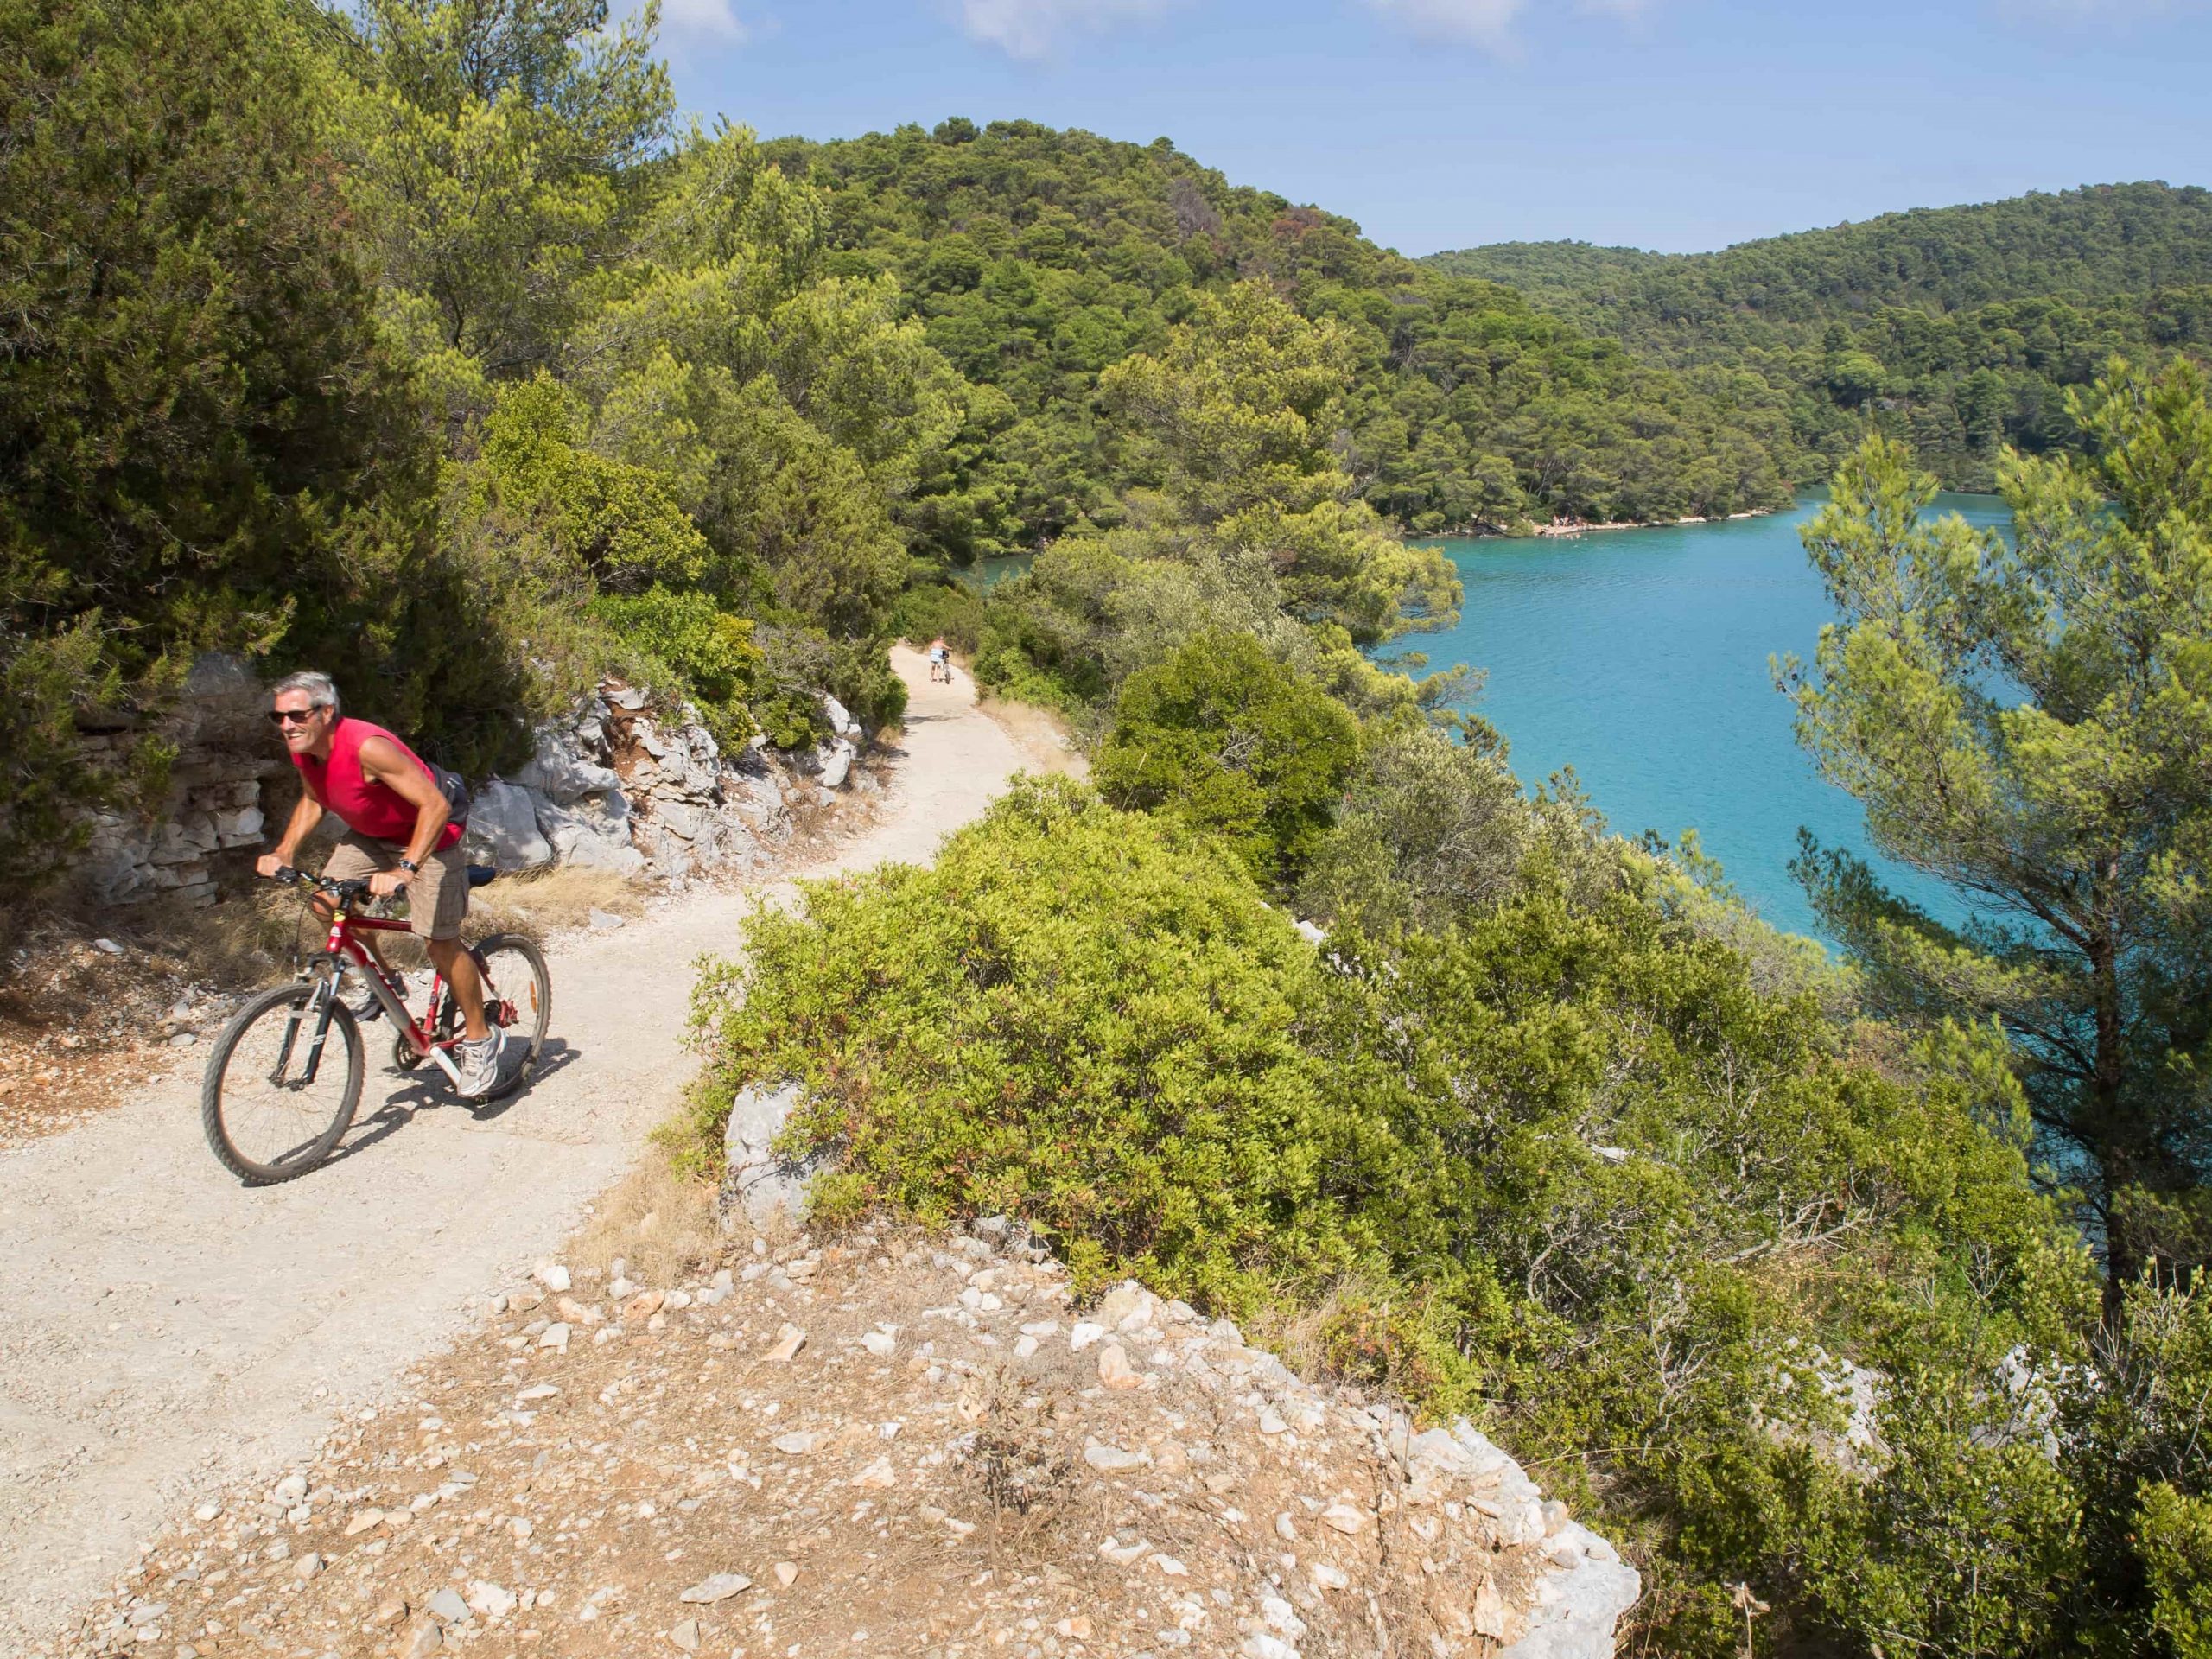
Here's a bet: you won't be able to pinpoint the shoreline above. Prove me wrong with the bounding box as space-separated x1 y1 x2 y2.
1529 505 1788 538
1411 504 1793 543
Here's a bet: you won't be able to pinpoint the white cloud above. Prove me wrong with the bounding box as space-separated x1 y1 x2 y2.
1360 0 1648 54
661 0 749 43
955 0 1179 60
1363 0 1522 49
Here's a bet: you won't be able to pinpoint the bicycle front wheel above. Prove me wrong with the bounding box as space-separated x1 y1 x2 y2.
201 984 363 1184
472 933 550 1096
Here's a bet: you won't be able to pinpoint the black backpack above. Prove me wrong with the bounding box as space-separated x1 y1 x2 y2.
429 761 472 830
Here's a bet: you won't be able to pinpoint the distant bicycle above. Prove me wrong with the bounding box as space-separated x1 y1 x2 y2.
200 866 550 1185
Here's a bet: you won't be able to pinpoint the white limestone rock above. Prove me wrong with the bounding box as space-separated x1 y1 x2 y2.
721 1082 815 1229
463 779 553 871
514 727 620 805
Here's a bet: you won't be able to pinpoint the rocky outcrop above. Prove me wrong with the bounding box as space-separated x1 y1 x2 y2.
721 1081 812 1230
461 779 554 873
78 656 876 904
709 1086 1643 1658
73 1217 1639 1659
460 681 874 885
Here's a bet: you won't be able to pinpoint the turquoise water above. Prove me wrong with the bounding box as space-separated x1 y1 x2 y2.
961 551 1036 590
1392 494 2012 940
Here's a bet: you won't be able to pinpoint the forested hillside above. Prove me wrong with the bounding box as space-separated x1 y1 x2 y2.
1430 181 2212 487
11 6 2212 1651
764 120 1797 539
2 0 952 887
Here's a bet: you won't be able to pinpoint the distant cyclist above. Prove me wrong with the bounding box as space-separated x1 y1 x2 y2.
255 671 505 1098
928 637 950 683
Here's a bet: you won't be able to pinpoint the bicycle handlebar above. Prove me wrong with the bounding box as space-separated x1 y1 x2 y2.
262 866 374 903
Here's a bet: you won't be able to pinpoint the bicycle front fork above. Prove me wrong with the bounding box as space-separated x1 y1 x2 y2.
270 976 341 1089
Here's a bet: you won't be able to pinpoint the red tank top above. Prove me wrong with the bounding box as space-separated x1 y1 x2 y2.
293 718 463 850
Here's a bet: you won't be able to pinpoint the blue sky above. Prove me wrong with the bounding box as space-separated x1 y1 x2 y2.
637 0 2212 257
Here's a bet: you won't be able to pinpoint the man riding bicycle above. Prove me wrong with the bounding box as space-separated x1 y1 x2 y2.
256 671 505 1098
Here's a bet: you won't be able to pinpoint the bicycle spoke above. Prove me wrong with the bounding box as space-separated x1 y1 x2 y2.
468 936 551 1093
211 991 358 1174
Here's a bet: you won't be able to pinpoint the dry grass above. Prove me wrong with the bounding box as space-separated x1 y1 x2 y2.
469 862 648 936
0 887 311 1144
362 864 652 970
8 884 307 995
1243 1283 1351 1384
568 1147 724 1288
0 862 652 1144
976 691 1091 779
1240 1271 1450 1407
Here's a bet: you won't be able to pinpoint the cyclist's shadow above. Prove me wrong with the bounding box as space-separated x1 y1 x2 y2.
327 1038 584 1165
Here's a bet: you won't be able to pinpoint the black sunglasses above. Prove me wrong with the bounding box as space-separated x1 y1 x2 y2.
267 707 323 725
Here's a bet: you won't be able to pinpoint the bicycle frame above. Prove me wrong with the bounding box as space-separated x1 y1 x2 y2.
320 908 468 1089
258 865 519 1097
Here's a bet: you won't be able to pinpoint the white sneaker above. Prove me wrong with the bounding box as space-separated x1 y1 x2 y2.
455 1028 506 1098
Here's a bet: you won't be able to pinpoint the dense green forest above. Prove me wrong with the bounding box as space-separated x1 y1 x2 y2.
1430 181 2212 487
9 2 2212 1651
764 120 1797 539
1 0 962 887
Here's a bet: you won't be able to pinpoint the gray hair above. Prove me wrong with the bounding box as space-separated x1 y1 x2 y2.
270 670 340 716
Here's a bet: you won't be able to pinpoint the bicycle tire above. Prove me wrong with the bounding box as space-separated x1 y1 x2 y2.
471 933 551 1098
201 983 363 1185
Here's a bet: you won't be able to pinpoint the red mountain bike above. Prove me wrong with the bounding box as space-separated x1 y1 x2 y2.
200 866 551 1185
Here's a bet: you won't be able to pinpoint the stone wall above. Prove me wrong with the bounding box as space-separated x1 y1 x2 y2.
79 656 283 906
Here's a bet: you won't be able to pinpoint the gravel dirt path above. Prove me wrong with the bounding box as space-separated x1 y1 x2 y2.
0 648 1024 1654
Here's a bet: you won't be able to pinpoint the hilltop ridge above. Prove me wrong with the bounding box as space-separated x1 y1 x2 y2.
764 119 1796 534
1424 181 2212 487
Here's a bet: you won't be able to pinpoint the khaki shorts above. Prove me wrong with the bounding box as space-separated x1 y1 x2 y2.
322 832 468 941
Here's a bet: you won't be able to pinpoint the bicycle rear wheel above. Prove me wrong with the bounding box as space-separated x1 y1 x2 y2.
201 982 363 1184
471 933 550 1097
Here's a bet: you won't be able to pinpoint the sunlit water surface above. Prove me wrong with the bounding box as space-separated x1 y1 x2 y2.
1392 494 2012 938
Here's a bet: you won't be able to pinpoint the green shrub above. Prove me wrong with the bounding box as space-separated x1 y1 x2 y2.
2139 1483 2212 1658
971 567 1113 714
893 580 985 654
2063 1272 2212 1655
1297 724 1529 932
479 375 721 595
683 777 1400 1306
1095 631 1358 884
1313 887 2091 1653
686 769 2102 1656
591 586 766 751
748 626 908 746
822 636 909 732
0 619 172 895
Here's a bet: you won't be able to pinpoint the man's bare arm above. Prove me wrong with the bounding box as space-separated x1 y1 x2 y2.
357 734 451 872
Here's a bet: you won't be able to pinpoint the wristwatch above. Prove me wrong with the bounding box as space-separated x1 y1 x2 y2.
398 858 420 874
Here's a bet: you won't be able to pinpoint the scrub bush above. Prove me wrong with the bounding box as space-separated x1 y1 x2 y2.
0 620 172 893
684 774 2119 1656
893 581 985 655
1095 631 1358 884
684 777 1401 1306
591 586 766 750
